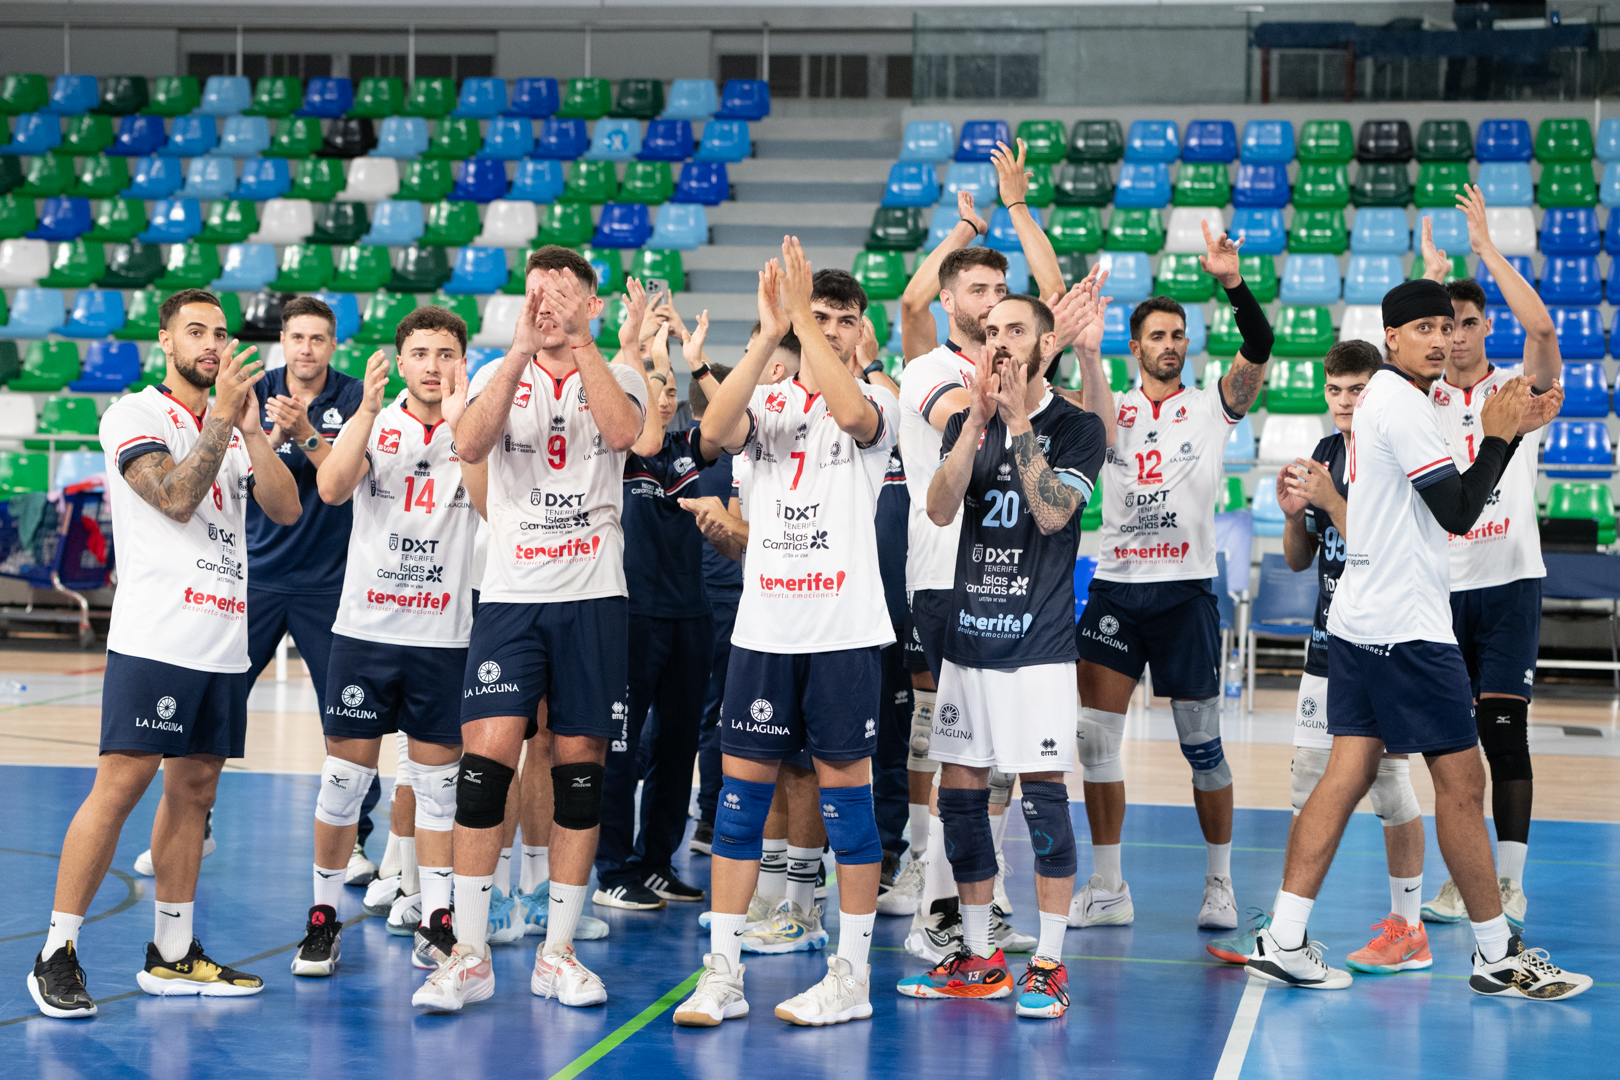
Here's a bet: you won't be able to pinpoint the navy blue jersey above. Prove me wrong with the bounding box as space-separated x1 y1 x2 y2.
941 393 1107 670
692 432 743 597
622 427 711 619
875 447 911 636
247 366 366 593
1303 431 1349 677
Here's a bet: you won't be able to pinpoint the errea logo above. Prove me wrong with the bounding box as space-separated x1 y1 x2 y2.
477 661 502 684
724 792 741 810
821 802 839 818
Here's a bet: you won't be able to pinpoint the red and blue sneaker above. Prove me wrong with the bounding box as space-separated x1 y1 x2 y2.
1015 958 1069 1018
896 947 1013 999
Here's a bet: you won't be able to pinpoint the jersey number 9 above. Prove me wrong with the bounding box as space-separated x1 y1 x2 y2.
547 434 566 470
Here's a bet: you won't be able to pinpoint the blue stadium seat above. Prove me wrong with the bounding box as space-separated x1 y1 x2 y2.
1251 481 1286 537
233 157 291 201
27 196 92 241
299 78 353 119
593 203 652 248
1228 207 1286 255
465 347 505 380
358 200 425 245
111 115 167 156
1480 254 1537 303
1604 163 1620 208
1607 259 1620 304
1280 255 1341 304
0 289 66 338
695 120 750 163
662 80 717 121
43 76 98 116
138 197 202 243
902 121 955 163
534 117 589 159
1184 303 1208 355
509 159 566 203
1181 120 1237 163
715 80 770 121
181 156 238 200
60 289 124 337
1606 210 1620 256
1476 161 1534 207
53 450 107 488
1125 120 1179 163
1350 207 1411 254
987 205 1041 252
210 243 278 291
451 158 508 203
587 118 643 162
924 204 969 252
640 119 694 162
1099 303 1130 354
672 162 727 205
1542 208 1601 255
375 116 430 159
123 155 183 199
453 78 507 120
1232 163 1290 207
310 290 361 342
1484 304 1527 358
1241 120 1295 163
199 76 253 116
1098 251 1152 303
650 203 708 249
1553 306 1607 360
1343 254 1404 304
1226 415 1255 473
506 78 559 119
160 115 216 157
1476 119 1533 161
69 340 140 391
1 114 60 155
1598 118 1620 162
1418 207 1469 254
1114 162 1170 208
479 117 534 160
444 246 508 294
956 120 1010 162
1560 362 1611 417
942 161 996 206
214 115 270 157
1544 419 1614 479
1541 256 1603 305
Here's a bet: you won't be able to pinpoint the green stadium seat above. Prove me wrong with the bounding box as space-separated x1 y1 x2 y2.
612 79 665 120
114 287 166 341
595 296 627 348
1055 250 1089 285
291 158 346 201
404 78 456 119
98 241 164 288
1546 481 1616 545
0 451 51 495
57 115 115 157
331 245 393 292
1047 206 1104 252
422 200 481 247
1407 253 1469 282
1218 475 1247 513
1266 359 1327 413
1207 306 1250 356
0 342 18 387
852 249 908 301
1414 119 1472 162
270 243 334 291
1203 357 1262 409
559 78 613 120
350 78 404 119
0 74 49 116
329 342 372 379
500 250 533 295
94 76 148 117
0 157 21 197
620 161 674 205
1017 120 1068 163
426 118 482 160
867 206 927 250
39 239 104 288
11 341 81 392
563 160 619 204
1104 208 1165 252
428 290 482 336
390 244 453 292
1241 254 1278 302
311 202 368 245
130 342 166 388
246 77 301 118
156 242 221 288
539 203 595 246
864 302 889 345
1287 209 1347 254
1350 162 1413 207
1414 161 1470 208
268 117 324 158
1023 162 1055 207
197 199 258 244
0 193 34 239
1535 118 1594 163
16 155 72 198
28 395 100 451
1272 306 1335 357
1297 120 1354 163
1053 161 1113 206
71 154 130 198
1539 162 1597 207
580 245 624 297
396 159 455 202
1292 163 1350 208
217 291 242 336
629 248 685 292
1081 473 1103 530
355 290 419 344
1155 253 1214 301
1087 357 1133 392
1172 163 1230 207
145 76 200 118
1068 120 1124 162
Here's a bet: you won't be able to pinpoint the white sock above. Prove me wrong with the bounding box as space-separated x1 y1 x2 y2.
758 838 788 901
711 911 746 970
1036 910 1067 962
520 845 549 894
313 863 347 908
496 846 513 896
1092 844 1123 892
836 910 875 971
1496 840 1528 886
154 900 194 963
421 864 453 924
377 830 403 880
1472 913 1512 963
44 911 83 957
1207 842 1232 879
962 901 993 958
545 881 587 949
1271 889 1314 950
786 845 820 912
1391 874 1423 925
908 802 930 861
398 837 419 895
922 813 956 905
454 874 494 951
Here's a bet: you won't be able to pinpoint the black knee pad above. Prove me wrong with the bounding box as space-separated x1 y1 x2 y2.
453 753 514 830
1476 698 1534 782
552 761 606 831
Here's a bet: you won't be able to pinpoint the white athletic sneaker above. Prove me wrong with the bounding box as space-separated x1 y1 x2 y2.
1499 878 1527 933
1198 875 1239 930
672 953 749 1027
362 875 401 916
774 956 872 1026
904 898 962 964
531 942 607 1006
741 899 829 955
1069 875 1135 927
698 891 775 930
990 909 1036 954
133 834 216 877
412 942 495 1011
1420 878 1467 924
1244 927 1352 990
1469 934 1591 1000
877 857 925 917
345 842 378 887
487 888 526 944
993 849 1013 915
385 891 423 936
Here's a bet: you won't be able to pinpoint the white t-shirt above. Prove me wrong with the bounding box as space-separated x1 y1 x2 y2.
1095 384 1238 582
731 379 899 654
1328 368 1459 645
331 398 480 647
101 386 256 673
470 357 647 604
1430 366 1546 591
898 344 976 592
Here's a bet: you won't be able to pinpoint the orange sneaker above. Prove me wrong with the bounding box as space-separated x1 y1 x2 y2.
1345 914 1433 974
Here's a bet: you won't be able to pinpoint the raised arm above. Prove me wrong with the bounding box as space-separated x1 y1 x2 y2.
632 323 673 458
239 385 301 526
451 289 545 464
317 349 389 505
1051 269 1117 447
1459 185 1558 391
927 351 996 526
991 139 1065 299
779 236 881 442
1206 221 1274 416
993 340 1084 535
900 189 987 361
570 273 645 451
701 265 788 454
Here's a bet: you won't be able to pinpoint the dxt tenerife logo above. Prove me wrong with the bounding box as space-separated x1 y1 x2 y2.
478 661 501 684
342 685 365 708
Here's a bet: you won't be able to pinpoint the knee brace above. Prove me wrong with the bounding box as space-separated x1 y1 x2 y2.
1476 698 1533 783
453 753 514 830
1076 708 1126 784
714 776 775 861
1019 780 1077 879
412 759 460 833
1368 756 1422 828
1173 697 1232 792
1289 747 1330 815
819 784 884 865
936 786 996 883
987 769 1015 807
552 762 605 831
393 731 413 790
908 691 939 773
315 756 377 827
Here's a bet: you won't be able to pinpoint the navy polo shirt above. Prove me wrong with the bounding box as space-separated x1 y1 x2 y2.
692 440 743 599
875 447 911 636
622 428 711 619
246 365 366 594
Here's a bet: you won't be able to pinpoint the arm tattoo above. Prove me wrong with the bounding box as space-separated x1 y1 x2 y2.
1010 430 1081 535
122 413 235 523
1226 359 1267 413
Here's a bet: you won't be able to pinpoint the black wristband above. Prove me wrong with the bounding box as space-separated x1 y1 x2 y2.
863 359 885 378
1005 201 1026 210
1223 279 1274 366
691 363 712 380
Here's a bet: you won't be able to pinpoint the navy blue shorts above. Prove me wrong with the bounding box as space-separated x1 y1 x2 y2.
325 634 467 744
100 651 251 758
904 589 951 680
1075 579 1221 699
721 646 882 763
1451 579 1542 700
1326 637 1479 755
461 597 628 740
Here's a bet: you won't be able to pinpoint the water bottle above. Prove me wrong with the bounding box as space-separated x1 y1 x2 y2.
1222 649 1243 707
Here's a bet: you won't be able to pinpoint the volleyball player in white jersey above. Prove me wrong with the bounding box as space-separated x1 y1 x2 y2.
1247 279 1589 1000
1417 188 1560 931
1072 223 1273 931
290 307 483 980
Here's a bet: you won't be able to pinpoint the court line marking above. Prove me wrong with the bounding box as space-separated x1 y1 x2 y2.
547 967 703 1080
1213 976 1266 1080
0 846 142 944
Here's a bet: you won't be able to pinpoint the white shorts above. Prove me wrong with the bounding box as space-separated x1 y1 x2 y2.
931 659 1076 773
1293 672 1332 751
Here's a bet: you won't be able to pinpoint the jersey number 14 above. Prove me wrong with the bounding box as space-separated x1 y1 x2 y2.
401 476 436 514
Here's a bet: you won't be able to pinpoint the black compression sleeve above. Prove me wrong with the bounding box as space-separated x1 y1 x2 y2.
1417 435 1512 535
1223 279 1273 366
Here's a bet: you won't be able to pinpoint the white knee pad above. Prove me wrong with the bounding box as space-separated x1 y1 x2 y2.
412 759 460 833
1289 747 1330 816
1368 756 1422 828
314 756 377 828
1076 708 1126 784
908 691 940 774
987 769 1015 806
1172 697 1232 792
393 731 413 790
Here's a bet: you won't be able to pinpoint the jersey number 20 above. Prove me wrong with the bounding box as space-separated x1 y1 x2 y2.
981 489 1020 528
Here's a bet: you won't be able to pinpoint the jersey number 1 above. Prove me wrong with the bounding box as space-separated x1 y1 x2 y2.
401 476 436 514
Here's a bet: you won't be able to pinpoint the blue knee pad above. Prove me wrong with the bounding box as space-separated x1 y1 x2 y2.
713 776 775 861
936 786 996 884
1020 780 1077 879
819 784 884 865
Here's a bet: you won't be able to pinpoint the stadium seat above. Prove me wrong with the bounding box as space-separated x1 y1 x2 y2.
9 341 80 393
1124 120 1178 163
1541 207 1601 254
1598 118 1620 163
1357 120 1412 162
630 248 685 292
154 240 221 288
396 158 455 202
98 240 162 288
1407 253 1468 282
1267 359 1327 414
14 155 71 198
662 79 717 121
343 157 399 202
1259 414 1325 464
1552 305 1606 360
250 198 315 245
1016 120 1067 163
900 120 954 163
1279 256 1340 305
110 115 166 157
581 245 625 296
216 115 271 157
982 204 1031 253
717 77 769 120
0 74 49 116
1165 206 1224 253
1 113 60 155
310 202 367 245
1095 251 1152 303
1410 118 1473 163
540 202 596 246
1053 160 1112 206
1173 162 1230 207
391 242 453 293
1183 302 1208 355
673 161 727 205
477 117 533 161
1476 161 1533 207
1182 120 1237 163
1291 163 1350 209
27 195 91 241
42 75 98 117
1485 206 1537 256
330 244 392 292
1046 206 1104 253
298 78 353 120
695 120 750 163
450 158 508 204
404 78 456 119
555 78 610 121
1537 118 1594 163
350 78 404 119
1232 163 1288 207
1545 419 1613 479
498 77 557 120
1414 161 1470 208
425 117 481 160
199 76 252 117
1343 254 1405 304
426 290 482 337
320 118 376 159
471 294 522 348
1095 306 1130 356
587 118 643 162
1350 162 1412 206
70 155 129 199
1241 120 1294 163
69 340 140 392
1219 413 1255 473
272 115 328 157
510 159 566 203
0 238 50 286
561 160 617 204
451 78 506 121
593 203 652 249
1477 119 1533 161
941 161 994 205
534 117 590 159
611 79 663 121
421 200 480 247
1546 482 1616 543
1114 162 1170 208
160 114 216 157
1338 305 1385 351
0 288 65 338
244 77 299 118
1350 207 1410 254
0 194 31 241
1560 362 1610 417
1602 163 1620 209
1206 306 1246 357
234 289 285 341
309 290 361 342
1288 209 1347 254
1003 250 1033 292
111 285 164 340
1272 305 1335 356
640 119 695 162
179 156 235 201
955 120 1011 162
1104 207 1163 252
1479 254 1536 303
273 243 336 292
1541 256 1603 305
1484 304 1527 358
1539 162 1597 210
852 250 908 301
86 197 145 242
473 200 539 248
233 157 291 201
39 239 103 288
59 114 116 157
444 247 507 295
376 116 430 159
1067 119 1124 163
292 158 346 202
1156 253 1214 301
134 196 200 243
1228 207 1286 255
621 160 674 205
1419 207 1469 254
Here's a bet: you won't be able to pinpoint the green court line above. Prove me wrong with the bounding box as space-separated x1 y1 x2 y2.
547 968 703 1080
0 688 101 714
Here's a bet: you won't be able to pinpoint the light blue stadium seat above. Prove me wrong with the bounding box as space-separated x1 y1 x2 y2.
359 200 425 246
902 121 955 163
507 78 559 119
451 158 508 203
593 202 652 248
181 156 238 200
1544 419 1613 479
1098 251 1152 303
1343 254 1405 304
68 342 140 393
1604 163 1620 208
1251 481 1287 537
1280 254 1341 304
1477 161 1533 207
299 78 353 119
479 117 534 160
1476 119 1533 161
1480 254 1537 303
453 78 507 120
509 159 566 203
233 157 291 201
662 80 718 121
375 116 430 159
1350 207 1410 254
640 119 693 162
534 117 589 159
987 205 1041 252
886 301 949 353
586 118 643 162
649 203 708 249
882 162 940 208
1598 119 1620 162
694 120 750 163
956 120 1010 162
1228 207 1286 255
941 161 996 206
1125 120 1179 163
111 115 167 157
924 204 969 252
465 346 505 380
1553 306 1606 360
1417 207 1469 254
1484 304 1527 359
60 289 125 338
160 115 216 158
43 76 98 116
672 161 727 205
1226 415 1255 473
310 291 361 341
1114 162 1170 208
1184 302 1208 355
211 243 278 291
138 197 203 243
1182 120 1237 163
28 197 92 241
1560 362 1610 417
1 114 60 155
1542 208 1602 255
1607 259 1620 304
1233 163 1290 207
1003 250 1031 292
214 115 270 157
0 289 66 338
1542 256 1603 306
445 247 508 294
1241 120 1295 163
199 76 252 116
716 80 770 121
123 155 183 199
1099 303 1130 354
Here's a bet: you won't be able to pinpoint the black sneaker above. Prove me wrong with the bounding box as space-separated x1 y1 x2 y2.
290 904 342 978
815 857 828 901
29 941 96 1018
878 850 901 897
413 907 455 970
592 880 667 910
644 867 706 903
136 939 264 997
689 820 714 856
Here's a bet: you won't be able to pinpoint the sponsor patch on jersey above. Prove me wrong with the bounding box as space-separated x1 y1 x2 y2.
377 429 401 455
514 381 533 408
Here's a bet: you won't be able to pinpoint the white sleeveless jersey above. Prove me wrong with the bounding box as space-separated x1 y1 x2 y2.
1430 367 1546 591
1328 368 1459 645
898 344 976 592
731 379 898 654
331 399 480 647
471 358 647 604
101 386 256 672
1095 384 1238 583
